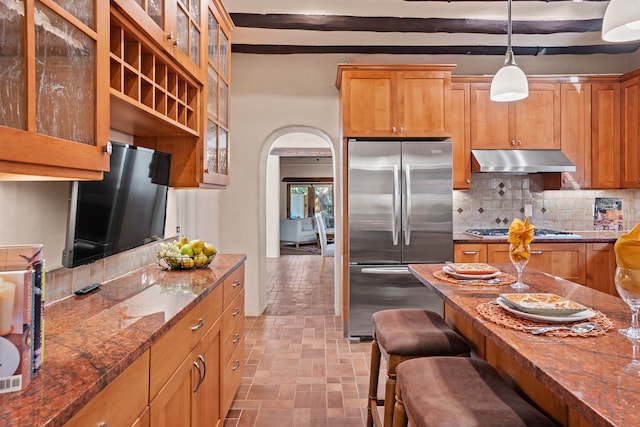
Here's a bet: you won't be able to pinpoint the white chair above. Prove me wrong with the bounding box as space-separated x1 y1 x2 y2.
315 213 335 275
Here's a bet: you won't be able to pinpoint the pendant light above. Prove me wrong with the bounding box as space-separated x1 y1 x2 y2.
602 0 640 42
490 0 528 102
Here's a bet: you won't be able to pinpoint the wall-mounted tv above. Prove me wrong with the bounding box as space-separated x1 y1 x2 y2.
62 142 172 268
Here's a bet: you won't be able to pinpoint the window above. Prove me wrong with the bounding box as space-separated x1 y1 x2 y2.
284 178 333 225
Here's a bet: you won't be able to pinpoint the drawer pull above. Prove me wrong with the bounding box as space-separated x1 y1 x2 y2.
232 333 241 344
232 280 241 288
531 251 544 255
193 360 203 392
232 360 241 371
232 307 241 316
462 251 479 255
191 318 205 331
99 423 107 427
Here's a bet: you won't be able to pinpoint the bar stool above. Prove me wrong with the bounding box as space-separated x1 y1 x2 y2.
393 357 557 427
367 309 471 427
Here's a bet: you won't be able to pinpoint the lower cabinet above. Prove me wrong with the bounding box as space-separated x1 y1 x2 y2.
221 268 245 416
454 242 616 294
150 324 222 427
64 350 150 427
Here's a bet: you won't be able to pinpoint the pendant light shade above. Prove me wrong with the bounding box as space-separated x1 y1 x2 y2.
490 0 528 102
602 0 640 42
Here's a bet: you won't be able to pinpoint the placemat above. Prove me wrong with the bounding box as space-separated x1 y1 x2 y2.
433 269 517 286
476 301 614 337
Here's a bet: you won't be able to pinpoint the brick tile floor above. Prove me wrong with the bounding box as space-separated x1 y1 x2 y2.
223 255 372 427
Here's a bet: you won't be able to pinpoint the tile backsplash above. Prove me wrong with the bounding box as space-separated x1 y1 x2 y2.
453 173 640 232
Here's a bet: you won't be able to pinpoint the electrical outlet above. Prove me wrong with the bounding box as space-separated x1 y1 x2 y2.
176 226 181 233
524 204 533 217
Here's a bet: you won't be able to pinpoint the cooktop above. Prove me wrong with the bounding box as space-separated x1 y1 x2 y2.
464 228 582 239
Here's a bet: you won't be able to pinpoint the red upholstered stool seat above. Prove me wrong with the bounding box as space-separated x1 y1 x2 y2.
394 357 557 427
367 309 471 427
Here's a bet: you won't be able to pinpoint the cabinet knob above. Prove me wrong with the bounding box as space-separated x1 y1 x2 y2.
511 140 516 146
518 139 523 145
104 141 112 155
392 127 397 133
99 423 107 427
466 179 470 184
637 177 640 183
400 126 404 133
167 32 174 41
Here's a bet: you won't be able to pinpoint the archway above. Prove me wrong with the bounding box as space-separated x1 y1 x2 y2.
258 126 341 315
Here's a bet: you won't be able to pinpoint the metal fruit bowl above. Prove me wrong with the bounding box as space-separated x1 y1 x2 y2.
158 254 216 270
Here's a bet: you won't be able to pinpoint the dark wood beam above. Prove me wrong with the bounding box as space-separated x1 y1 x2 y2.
232 44 640 56
229 13 602 34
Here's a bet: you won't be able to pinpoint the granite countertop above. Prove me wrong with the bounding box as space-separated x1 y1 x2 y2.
0 253 247 427
454 230 624 243
409 263 638 427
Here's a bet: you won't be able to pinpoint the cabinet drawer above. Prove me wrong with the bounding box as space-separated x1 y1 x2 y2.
150 284 222 398
223 266 244 309
222 290 244 364
454 243 488 263
64 350 150 427
221 341 244 417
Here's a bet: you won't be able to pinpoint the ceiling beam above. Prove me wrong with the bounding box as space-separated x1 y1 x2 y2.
271 147 333 157
233 43 640 56
230 13 602 34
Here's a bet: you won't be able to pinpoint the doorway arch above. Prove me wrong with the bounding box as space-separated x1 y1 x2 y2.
258 126 341 315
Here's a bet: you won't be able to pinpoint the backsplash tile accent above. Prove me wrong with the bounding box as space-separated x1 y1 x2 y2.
44 238 174 306
453 173 640 232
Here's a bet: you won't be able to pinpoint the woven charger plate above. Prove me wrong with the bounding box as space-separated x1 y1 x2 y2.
433 269 517 286
476 301 614 337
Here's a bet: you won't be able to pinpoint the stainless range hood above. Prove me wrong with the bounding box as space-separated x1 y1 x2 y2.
471 149 576 173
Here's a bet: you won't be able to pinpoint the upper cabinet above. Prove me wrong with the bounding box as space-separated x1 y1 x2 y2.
450 83 471 190
470 83 560 149
110 0 204 80
336 65 455 138
559 82 591 189
590 82 621 189
621 71 640 188
0 0 111 180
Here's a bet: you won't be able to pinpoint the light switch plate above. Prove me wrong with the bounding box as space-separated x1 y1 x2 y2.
524 204 533 217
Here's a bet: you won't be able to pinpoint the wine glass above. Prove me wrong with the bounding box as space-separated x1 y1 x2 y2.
614 267 640 340
509 243 530 290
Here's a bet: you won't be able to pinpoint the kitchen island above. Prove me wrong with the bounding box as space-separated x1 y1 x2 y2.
0 253 246 427
409 263 638 427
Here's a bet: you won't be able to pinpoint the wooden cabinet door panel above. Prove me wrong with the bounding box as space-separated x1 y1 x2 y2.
621 77 640 188
560 83 591 189
397 71 450 137
193 325 222 427
341 71 396 136
586 243 617 295
470 84 511 148
451 83 471 189
513 84 561 149
591 82 621 189
150 353 194 427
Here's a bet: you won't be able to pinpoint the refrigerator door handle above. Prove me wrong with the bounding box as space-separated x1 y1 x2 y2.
392 164 400 246
404 164 412 245
360 266 411 275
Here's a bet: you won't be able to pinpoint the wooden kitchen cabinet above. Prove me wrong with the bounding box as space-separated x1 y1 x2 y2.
1 0 111 180
560 83 592 189
621 72 640 188
150 323 222 427
470 83 560 150
586 243 617 295
110 0 205 80
336 65 455 138
591 82 621 189
64 350 150 427
486 243 586 284
220 267 245 416
451 83 471 189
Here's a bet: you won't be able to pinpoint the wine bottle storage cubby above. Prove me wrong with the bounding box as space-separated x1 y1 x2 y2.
109 24 199 134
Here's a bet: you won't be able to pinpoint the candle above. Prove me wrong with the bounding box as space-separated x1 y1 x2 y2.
0 278 16 336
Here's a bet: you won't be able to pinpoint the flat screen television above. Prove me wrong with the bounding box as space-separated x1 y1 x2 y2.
62 142 172 268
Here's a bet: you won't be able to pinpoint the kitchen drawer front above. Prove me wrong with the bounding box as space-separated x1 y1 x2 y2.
150 284 223 398
222 289 244 364
454 243 488 263
223 265 245 309
64 350 150 427
221 341 244 418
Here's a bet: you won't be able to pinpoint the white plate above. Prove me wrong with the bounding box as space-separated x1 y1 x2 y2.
442 265 500 280
0 336 20 377
496 297 595 324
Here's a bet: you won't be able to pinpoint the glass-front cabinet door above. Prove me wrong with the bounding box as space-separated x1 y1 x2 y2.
203 0 231 186
0 0 110 180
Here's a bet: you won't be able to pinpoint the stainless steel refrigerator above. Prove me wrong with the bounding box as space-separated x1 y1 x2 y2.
347 138 453 339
